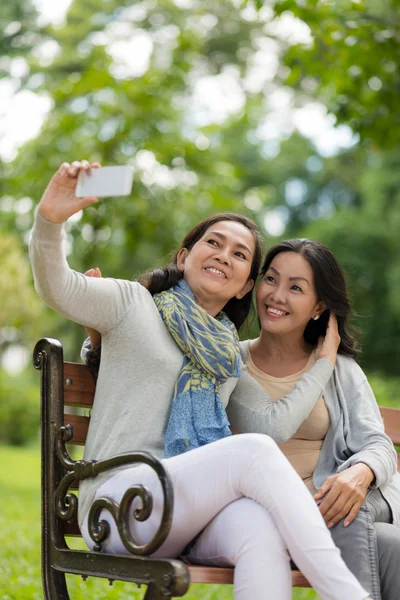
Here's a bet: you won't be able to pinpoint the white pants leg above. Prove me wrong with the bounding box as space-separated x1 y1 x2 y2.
185 497 293 600
81 434 369 600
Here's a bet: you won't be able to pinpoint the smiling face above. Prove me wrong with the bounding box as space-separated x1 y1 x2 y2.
177 220 255 314
257 251 325 338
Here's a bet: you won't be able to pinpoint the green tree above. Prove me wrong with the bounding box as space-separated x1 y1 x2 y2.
271 0 400 148
0 0 45 82
3 0 399 380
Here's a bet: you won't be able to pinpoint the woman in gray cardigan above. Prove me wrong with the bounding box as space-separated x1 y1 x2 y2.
227 239 400 600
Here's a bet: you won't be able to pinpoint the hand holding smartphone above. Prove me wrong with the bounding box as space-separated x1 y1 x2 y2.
76 165 134 198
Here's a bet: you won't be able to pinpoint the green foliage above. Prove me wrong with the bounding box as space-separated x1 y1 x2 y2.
299 203 400 374
368 373 400 408
0 0 45 78
271 0 400 148
0 368 39 445
0 232 41 329
1 0 400 373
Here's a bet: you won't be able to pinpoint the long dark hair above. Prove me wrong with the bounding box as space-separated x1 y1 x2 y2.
261 239 359 359
141 213 262 330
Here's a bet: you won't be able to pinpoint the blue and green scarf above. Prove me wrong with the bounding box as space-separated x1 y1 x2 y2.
154 279 240 458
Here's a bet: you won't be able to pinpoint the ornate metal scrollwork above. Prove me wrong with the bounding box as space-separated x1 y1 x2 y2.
87 453 173 556
55 425 82 523
33 348 45 370
55 424 174 556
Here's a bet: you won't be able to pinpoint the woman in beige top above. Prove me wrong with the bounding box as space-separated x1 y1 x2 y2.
235 239 400 600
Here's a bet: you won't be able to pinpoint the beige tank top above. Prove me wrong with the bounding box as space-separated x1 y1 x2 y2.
246 349 330 493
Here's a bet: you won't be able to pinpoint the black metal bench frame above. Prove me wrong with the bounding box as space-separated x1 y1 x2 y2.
34 337 190 600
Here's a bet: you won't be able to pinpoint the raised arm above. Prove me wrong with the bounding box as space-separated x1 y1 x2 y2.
227 314 340 443
227 359 334 444
30 162 136 333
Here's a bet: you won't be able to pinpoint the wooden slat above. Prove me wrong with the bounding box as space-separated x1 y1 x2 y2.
64 362 95 408
62 362 400 443
379 407 400 445
64 413 90 445
60 522 311 588
187 565 310 587
290 571 311 588
188 565 233 585
64 520 81 536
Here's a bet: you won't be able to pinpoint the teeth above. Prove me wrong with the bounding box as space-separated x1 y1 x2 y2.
206 267 225 277
268 307 287 316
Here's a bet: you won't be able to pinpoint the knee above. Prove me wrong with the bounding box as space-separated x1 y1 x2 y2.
234 432 279 456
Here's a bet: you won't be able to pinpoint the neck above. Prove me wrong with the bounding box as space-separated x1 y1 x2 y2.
254 329 311 361
193 292 224 318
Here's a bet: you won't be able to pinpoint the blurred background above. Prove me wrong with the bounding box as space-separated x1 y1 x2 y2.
0 0 399 598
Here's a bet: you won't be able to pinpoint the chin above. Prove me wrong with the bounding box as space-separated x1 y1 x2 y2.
261 319 288 332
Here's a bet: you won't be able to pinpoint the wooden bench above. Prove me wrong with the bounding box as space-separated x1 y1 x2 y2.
33 337 400 599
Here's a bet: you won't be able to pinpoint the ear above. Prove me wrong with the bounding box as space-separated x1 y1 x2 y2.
313 301 326 320
236 278 254 300
176 248 189 272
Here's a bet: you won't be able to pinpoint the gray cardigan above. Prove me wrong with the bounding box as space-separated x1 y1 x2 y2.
236 340 400 526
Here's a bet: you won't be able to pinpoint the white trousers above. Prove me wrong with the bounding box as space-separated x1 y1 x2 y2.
81 434 368 600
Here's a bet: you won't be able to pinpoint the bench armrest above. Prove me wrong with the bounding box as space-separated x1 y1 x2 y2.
56 423 173 556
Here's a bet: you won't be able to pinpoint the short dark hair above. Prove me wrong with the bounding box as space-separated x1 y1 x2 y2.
142 213 263 330
260 238 359 359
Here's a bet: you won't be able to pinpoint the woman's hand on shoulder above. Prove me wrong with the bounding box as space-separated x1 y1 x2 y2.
38 160 101 224
315 313 340 366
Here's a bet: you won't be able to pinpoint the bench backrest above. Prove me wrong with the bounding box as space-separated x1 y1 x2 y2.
61 360 400 545
63 360 400 464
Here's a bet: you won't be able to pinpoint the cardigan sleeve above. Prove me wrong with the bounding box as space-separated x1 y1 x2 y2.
227 359 334 444
29 211 137 334
336 376 397 488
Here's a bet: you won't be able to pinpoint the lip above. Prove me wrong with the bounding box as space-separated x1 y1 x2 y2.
204 266 227 279
265 304 289 318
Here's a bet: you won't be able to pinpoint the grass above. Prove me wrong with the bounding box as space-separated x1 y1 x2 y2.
0 444 319 600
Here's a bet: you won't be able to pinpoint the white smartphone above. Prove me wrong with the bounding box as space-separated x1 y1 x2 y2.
75 166 134 198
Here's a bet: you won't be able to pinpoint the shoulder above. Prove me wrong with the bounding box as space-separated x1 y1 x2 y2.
334 354 368 388
239 339 251 363
112 278 151 299
104 278 155 315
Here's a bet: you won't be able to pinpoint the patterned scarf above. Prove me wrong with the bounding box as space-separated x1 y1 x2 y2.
153 279 240 458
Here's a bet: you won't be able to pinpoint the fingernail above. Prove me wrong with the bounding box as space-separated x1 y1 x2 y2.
328 522 333 528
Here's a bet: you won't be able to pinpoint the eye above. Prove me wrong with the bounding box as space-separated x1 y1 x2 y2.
291 284 302 292
206 238 219 246
265 275 275 284
235 251 246 260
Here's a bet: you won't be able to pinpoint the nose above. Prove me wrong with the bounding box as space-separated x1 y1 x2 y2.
270 284 287 305
215 246 230 265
